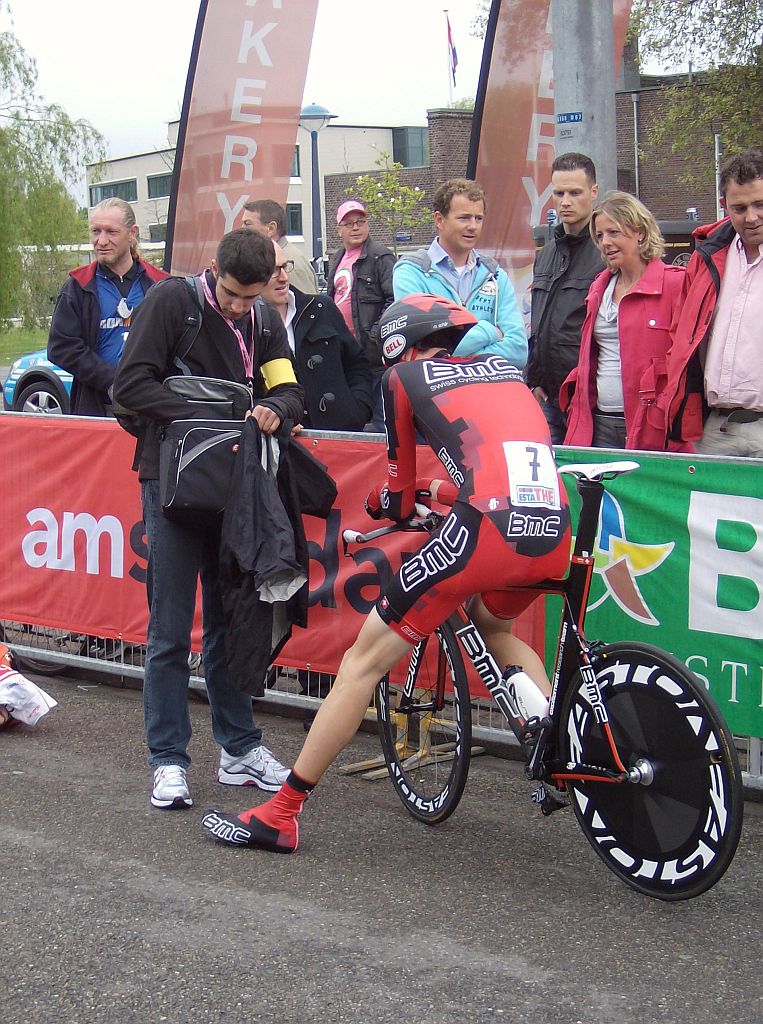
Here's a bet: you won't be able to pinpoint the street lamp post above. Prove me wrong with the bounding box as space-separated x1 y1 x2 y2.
711 122 723 221
299 103 336 277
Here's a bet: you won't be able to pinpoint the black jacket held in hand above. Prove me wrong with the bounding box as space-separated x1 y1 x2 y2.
526 223 604 400
290 286 373 431
326 238 395 373
220 419 337 694
113 273 304 480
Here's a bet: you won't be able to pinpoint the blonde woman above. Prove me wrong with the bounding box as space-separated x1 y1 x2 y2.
560 191 688 450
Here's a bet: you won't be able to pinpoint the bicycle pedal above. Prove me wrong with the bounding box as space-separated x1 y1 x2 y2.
531 784 569 816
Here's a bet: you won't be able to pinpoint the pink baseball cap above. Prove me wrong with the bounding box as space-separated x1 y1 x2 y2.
337 200 367 224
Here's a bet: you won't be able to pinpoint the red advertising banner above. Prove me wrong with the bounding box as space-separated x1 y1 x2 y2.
469 0 632 311
166 0 320 275
0 417 543 678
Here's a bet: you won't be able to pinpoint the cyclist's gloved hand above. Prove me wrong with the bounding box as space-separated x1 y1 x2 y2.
365 485 390 521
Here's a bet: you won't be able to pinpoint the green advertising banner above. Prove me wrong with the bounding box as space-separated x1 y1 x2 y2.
548 449 763 739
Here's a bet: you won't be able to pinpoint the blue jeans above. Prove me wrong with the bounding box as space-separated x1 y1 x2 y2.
141 480 262 768
539 395 568 446
366 378 385 433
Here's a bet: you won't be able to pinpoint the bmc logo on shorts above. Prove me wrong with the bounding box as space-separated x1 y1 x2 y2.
382 334 407 361
399 514 469 593
507 512 562 538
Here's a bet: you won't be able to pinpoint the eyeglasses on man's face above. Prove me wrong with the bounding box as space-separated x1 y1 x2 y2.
272 259 295 277
339 218 367 229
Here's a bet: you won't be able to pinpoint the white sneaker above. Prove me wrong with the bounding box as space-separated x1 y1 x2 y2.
218 745 289 792
151 765 193 809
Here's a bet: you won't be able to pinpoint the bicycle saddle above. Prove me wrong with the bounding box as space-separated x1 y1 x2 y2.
558 461 640 481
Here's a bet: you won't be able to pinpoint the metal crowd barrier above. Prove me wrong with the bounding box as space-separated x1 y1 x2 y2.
3 618 760 795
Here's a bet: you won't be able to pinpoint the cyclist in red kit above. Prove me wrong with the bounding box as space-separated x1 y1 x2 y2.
202 294 571 853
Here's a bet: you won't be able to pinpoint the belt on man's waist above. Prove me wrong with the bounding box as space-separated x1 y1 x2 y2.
713 407 763 424
594 408 625 418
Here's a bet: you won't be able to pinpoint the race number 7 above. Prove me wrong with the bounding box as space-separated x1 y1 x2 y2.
503 441 560 509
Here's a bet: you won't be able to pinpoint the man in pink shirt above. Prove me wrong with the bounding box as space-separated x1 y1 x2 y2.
326 201 395 429
665 150 763 457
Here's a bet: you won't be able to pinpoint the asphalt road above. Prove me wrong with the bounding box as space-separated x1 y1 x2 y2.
2 674 761 1024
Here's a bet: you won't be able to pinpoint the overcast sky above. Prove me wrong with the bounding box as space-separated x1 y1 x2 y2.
3 0 485 159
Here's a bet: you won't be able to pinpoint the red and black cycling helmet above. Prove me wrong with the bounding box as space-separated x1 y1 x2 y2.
379 293 478 366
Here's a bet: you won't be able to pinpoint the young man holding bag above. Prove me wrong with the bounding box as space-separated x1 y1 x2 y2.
114 229 304 811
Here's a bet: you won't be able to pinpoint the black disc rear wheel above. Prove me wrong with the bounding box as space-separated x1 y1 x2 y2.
376 621 471 824
560 642 743 901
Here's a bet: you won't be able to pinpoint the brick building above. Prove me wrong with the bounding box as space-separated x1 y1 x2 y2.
323 108 474 258
325 51 757 261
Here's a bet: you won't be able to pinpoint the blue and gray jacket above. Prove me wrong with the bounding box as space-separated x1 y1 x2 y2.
393 247 528 368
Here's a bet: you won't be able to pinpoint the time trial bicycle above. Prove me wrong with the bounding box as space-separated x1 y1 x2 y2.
342 460 743 901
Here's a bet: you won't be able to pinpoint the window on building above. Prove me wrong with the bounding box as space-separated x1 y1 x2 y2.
392 127 429 168
89 179 138 205
147 173 173 199
291 146 301 178
286 204 303 236
149 223 167 242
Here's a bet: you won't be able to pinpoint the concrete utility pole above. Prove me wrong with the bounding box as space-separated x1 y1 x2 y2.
551 0 618 193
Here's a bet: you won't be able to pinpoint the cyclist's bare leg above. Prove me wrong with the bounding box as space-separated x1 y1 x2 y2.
468 595 551 696
293 609 412 783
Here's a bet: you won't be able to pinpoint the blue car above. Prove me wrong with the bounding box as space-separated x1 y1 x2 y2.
2 350 72 414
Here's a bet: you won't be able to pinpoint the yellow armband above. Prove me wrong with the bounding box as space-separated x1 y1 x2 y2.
261 357 297 391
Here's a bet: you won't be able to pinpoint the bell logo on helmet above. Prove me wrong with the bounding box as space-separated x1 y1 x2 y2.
383 334 407 361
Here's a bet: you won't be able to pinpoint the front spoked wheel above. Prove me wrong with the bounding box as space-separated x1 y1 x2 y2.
376 621 471 824
559 642 743 901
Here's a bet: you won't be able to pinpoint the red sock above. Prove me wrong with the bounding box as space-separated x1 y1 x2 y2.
237 770 315 850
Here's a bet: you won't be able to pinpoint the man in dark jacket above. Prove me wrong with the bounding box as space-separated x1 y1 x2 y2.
526 153 603 444
114 229 305 812
48 198 168 416
326 200 395 428
260 240 373 431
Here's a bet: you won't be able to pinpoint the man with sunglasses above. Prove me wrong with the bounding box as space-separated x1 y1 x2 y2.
326 201 396 429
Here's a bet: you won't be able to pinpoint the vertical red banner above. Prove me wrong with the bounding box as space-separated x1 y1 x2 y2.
468 0 632 314
166 0 320 275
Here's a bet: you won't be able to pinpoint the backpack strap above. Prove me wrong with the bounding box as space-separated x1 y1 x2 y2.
397 248 432 273
253 296 271 342
172 275 206 375
478 253 500 275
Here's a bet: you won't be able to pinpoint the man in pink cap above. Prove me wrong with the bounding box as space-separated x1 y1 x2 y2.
326 200 395 429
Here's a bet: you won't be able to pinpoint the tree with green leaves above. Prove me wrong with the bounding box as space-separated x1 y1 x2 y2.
0 4 104 324
346 152 431 257
630 0 762 175
470 1 761 185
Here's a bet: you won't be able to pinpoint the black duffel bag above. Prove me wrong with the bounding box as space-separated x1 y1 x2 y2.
158 376 254 519
159 419 244 518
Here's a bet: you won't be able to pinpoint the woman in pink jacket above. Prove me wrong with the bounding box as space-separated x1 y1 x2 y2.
560 191 687 450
